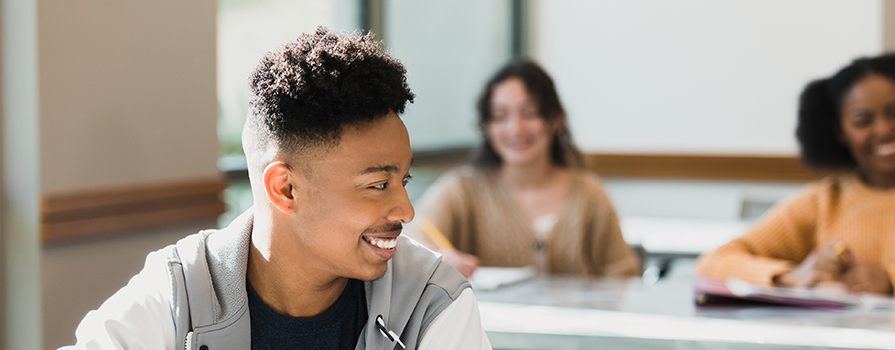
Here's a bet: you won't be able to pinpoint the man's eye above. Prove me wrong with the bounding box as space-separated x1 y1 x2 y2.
371 183 387 190
402 175 413 186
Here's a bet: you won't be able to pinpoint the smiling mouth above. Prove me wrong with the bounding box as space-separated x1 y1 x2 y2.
504 138 535 150
875 142 895 157
363 236 397 249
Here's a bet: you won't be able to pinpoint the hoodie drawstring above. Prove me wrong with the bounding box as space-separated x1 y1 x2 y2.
376 315 406 349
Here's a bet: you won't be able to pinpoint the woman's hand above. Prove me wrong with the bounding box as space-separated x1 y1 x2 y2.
439 249 480 279
775 241 893 295
841 260 893 295
774 241 848 288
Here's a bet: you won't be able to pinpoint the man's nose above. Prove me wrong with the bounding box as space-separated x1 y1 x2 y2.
386 188 415 224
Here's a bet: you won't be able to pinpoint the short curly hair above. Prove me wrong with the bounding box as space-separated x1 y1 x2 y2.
797 54 895 169
243 27 414 169
472 59 584 170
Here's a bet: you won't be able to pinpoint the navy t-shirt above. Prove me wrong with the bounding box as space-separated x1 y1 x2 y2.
246 278 368 350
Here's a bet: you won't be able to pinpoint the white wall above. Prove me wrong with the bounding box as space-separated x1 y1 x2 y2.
390 1 884 154
603 178 804 221
533 0 882 155
522 1 885 229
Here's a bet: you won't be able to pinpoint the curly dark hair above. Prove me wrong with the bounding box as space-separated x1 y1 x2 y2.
472 59 584 169
797 53 895 169
244 26 414 166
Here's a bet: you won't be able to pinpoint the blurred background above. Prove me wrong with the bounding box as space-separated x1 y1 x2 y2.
1 0 890 348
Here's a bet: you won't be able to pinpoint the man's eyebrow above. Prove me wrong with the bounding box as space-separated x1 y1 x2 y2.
359 158 413 175
360 165 400 175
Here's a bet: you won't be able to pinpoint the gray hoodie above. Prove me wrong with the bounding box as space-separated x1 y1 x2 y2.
64 208 490 350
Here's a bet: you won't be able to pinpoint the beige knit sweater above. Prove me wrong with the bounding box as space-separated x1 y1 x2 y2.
697 174 895 287
406 167 640 277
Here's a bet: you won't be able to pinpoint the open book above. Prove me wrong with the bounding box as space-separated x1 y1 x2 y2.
694 278 895 310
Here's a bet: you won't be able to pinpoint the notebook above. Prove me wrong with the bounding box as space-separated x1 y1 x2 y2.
695 277 858 310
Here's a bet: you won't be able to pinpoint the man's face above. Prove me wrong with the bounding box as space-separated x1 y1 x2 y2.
290 112 414 281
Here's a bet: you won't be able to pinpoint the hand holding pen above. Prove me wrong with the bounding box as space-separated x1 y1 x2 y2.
775 240 893 295
421 218 480 278
774 240 852 288
836 242 893 295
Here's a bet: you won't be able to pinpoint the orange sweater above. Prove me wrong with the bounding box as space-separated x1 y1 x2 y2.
697 174 895 288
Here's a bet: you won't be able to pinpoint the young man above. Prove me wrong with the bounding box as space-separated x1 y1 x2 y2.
64 27 492 350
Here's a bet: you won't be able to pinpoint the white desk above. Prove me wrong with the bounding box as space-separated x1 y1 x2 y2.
475 261 895 350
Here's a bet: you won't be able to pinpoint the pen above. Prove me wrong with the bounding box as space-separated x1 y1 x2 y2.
376 315 406 349
420 218 455 250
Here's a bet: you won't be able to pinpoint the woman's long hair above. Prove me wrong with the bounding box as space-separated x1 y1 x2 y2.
471 60 584 170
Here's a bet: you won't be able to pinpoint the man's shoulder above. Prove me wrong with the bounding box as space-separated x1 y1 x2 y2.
394 235 439 264
135 229 213 280
392 236 470 299
360 236 474 349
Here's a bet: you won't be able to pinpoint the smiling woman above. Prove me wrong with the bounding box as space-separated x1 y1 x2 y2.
697 54 895 296
405 60 641 279
837 75 895 188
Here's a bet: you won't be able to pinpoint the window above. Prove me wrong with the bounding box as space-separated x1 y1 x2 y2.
217 0 362 160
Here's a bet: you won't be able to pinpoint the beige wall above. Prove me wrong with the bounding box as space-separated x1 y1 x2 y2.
39 0 219 193
35 0 219 348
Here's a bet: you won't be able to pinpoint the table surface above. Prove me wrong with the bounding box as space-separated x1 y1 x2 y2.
474 260 895 350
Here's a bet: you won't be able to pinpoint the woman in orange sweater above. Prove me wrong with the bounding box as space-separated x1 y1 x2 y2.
697 54 895 295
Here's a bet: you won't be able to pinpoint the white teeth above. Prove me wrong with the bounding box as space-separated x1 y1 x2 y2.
876 143 895 156
365 237 397 249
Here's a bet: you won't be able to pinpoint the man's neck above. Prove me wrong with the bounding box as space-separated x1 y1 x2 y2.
247 216 349 318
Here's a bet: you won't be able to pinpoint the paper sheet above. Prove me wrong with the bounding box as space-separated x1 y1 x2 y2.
470 266 536 290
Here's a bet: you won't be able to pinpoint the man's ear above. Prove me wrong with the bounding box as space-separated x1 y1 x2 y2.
262 161 300 214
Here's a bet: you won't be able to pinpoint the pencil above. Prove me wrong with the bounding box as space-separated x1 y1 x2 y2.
833 241 846 255
420 218 455 250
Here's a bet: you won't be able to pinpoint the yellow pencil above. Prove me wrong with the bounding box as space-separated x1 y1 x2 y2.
833 241 846 256
420 218 455 250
